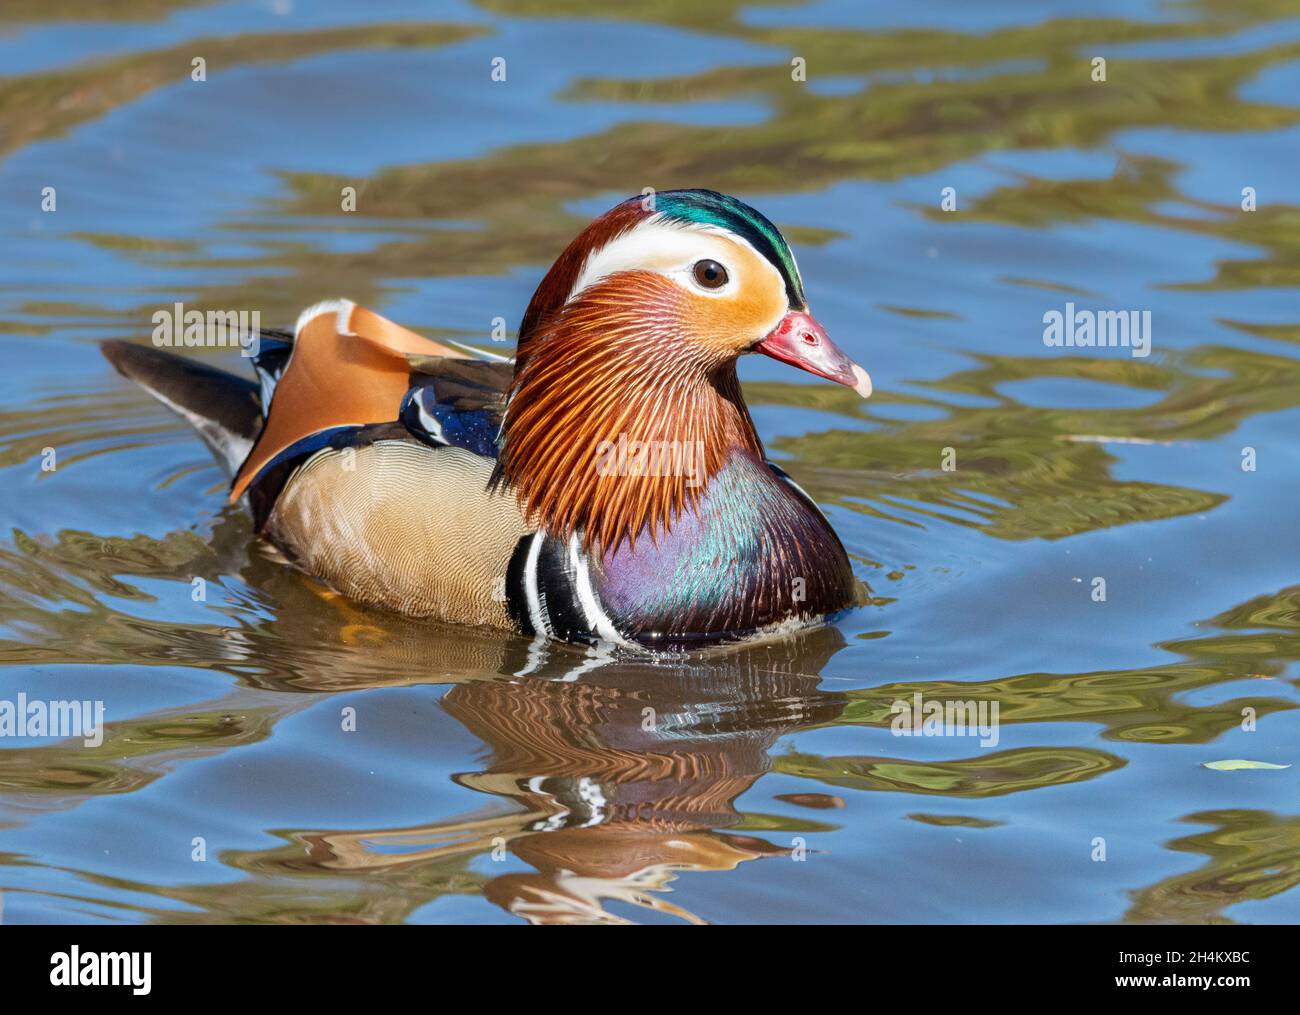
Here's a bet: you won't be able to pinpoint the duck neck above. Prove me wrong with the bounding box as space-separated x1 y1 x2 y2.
499 285 763 554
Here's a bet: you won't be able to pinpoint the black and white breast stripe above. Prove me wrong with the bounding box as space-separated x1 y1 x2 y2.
505 532 635 648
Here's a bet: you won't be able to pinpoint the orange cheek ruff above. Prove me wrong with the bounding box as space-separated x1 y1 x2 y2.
639 235 780 363
499 272 765 555
684 237 790 358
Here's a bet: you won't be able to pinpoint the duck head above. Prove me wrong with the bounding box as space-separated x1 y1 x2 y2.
499 189 871 553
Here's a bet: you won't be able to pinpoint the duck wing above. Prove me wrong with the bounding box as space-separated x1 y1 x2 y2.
400 356 512 459
231 299 508 500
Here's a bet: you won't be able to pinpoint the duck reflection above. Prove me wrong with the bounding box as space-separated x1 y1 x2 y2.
262 627 849 924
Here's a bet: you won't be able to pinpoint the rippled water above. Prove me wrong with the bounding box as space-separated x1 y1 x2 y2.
1 0 1299 924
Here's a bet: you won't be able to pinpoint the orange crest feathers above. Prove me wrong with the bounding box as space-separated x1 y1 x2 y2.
498 273 763 554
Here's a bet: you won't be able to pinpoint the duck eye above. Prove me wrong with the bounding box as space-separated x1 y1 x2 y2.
692 259 729 290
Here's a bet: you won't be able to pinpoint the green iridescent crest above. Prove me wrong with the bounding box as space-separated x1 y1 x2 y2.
655 189 807 309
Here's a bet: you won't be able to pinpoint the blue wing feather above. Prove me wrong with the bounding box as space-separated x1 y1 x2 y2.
398 359 511 459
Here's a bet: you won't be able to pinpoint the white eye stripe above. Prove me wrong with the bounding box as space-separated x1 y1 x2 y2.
567 217 784 306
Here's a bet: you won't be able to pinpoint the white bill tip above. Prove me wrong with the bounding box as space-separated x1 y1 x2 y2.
851 363 873 399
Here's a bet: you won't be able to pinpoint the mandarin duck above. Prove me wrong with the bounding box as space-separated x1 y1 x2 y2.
103 190 872 650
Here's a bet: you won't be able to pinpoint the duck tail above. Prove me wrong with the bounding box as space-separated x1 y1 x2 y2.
101 341 263 477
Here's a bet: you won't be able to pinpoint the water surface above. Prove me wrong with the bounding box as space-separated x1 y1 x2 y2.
1 0 1299 924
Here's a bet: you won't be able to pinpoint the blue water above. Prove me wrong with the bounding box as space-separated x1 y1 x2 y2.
0 0 1298 924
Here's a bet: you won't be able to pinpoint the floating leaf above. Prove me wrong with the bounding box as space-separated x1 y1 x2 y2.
1202 759 1291 771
